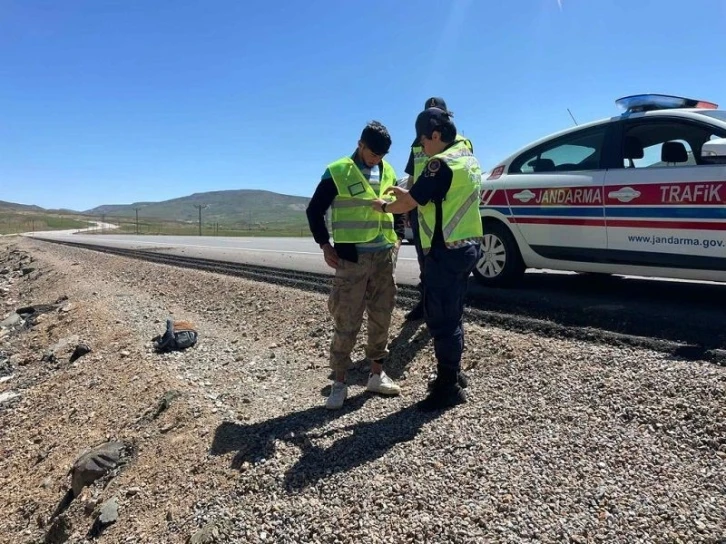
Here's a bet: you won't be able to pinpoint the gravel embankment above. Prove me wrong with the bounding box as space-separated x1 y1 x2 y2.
0 237 724 544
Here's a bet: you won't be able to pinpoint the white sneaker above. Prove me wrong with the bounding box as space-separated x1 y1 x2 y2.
325 381 348 410
366 371 401 396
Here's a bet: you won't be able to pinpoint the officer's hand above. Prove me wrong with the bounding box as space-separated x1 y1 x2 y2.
384 186 408 198
371 199 386 213
321 243 340 269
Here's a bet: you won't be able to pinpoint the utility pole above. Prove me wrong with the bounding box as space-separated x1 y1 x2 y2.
133 207 141 235
193 204 207 236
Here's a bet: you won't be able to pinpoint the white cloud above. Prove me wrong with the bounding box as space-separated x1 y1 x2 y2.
557 0 563 10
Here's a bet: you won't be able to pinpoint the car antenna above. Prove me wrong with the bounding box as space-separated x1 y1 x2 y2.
567 108 578 126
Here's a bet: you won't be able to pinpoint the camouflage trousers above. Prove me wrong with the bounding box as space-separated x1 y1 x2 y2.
328 248 398 373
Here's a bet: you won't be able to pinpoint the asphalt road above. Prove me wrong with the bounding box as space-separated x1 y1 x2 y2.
26 231 726 356
27 232 423 284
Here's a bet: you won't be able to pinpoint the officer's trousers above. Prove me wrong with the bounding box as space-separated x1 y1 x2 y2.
328 248 398 373
423 243 480 374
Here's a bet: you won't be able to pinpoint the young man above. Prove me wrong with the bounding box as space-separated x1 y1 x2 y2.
306 121 405 410
372 108 483 411
402 97 473 321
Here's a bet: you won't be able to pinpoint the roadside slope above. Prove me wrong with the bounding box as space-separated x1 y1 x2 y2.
0 238 724 543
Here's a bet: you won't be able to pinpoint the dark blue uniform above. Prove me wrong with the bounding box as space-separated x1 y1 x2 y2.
402 96 452 321
409 152 480 383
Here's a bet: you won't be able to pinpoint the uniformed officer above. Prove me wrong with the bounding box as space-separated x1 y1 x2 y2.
402 97 474 321
306 121 405 410
372 108 482 411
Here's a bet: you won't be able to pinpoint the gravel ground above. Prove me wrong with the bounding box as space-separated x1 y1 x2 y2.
0 236 724 544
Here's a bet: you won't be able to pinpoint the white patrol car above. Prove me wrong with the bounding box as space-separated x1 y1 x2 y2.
475 94 726 287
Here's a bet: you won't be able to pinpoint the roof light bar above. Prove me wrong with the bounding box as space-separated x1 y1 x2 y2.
616 94 718 114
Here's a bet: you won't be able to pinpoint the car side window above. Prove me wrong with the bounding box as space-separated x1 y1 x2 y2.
626 139 696 168
621 119 726 169
510 126 608 174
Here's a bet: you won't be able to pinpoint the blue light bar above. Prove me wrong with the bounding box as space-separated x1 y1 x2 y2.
616 94 718 114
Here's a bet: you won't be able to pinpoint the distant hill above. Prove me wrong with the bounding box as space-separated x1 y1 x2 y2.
0 200 82 215
0 200 47 213
85 189 311 225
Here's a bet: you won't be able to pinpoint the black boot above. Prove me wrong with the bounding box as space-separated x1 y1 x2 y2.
427 370 469 390
405 300 424 321
417 369 467 412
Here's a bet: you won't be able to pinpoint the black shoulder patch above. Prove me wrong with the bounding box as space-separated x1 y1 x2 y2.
426 159 441 174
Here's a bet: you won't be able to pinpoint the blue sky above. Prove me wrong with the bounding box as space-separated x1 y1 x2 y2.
1 0 725 211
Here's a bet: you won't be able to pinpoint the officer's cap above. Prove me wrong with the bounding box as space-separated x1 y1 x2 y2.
424 97 452 115
415 108 456 139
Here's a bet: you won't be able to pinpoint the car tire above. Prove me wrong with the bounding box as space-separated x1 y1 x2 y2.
473 221 525 287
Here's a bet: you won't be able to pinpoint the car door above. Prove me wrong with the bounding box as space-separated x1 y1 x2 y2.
603 116 726 272
503 124 609 263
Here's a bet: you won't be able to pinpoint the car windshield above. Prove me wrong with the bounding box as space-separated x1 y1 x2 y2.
696 110 726 122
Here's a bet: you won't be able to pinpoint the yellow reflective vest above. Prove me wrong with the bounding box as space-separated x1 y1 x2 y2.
409 134 473 188
418 140 483 251
328 157 398 244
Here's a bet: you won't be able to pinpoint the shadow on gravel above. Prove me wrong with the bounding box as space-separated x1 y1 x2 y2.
465 273 726 357
210 394 371 469
282 404 439 492
324 359 372 391
210 397 440 492
386 320 430 380
321 321 430 390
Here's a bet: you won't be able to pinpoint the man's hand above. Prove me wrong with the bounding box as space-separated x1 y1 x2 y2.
384 186 408 199
321 243 339 269
371 199 386 213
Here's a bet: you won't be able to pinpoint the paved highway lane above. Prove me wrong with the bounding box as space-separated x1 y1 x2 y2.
26 231 726 356
26 233 423 284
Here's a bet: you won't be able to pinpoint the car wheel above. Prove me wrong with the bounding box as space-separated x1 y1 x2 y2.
473 221 525 287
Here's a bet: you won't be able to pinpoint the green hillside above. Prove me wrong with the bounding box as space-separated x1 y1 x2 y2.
85 189 310 226
0 209 88 235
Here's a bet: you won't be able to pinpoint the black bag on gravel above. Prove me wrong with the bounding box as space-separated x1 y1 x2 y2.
153 319 198 352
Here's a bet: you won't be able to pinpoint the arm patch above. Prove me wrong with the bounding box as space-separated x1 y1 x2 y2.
425 159 441 176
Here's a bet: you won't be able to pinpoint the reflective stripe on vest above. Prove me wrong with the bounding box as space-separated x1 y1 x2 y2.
418 140 483 252
328 157 398 244
411 134 473 185
332 219 394 230
330 198 371 209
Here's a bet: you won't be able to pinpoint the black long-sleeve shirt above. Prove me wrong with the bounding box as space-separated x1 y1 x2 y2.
306 172 405 263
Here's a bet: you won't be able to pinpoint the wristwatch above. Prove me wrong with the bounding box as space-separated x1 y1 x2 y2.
381 202 388 213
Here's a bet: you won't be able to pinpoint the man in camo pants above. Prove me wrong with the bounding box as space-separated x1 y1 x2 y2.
306 121 405 409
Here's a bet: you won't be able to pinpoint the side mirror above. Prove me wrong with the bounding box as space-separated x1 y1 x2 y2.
701 137 726 164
